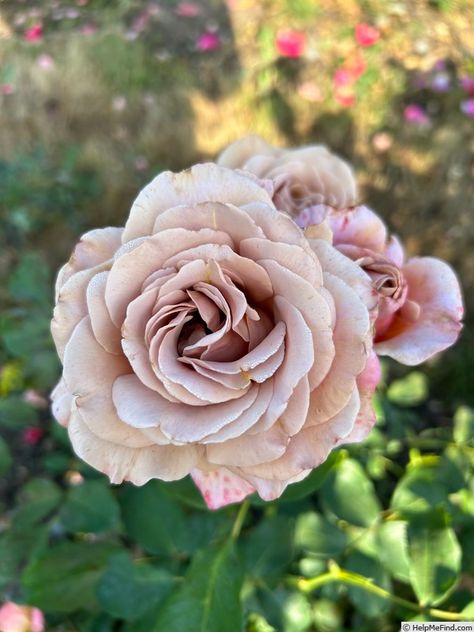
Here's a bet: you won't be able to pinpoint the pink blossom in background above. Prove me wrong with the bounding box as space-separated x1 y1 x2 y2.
404 104 430 125
333 68 353 89
81 23 97 35
275 30 306 58
36 54 55 70
431 72 450 92
23 389 48 408
23 427 44 446
196 31 221 52
335 86 356 107
344 52 366 79
297 80 323 102
0 602 44 632
0 85 14 95
355 23 380 47
176 2 201 17
24 23 43 42
134 156 149 171
460 99 474 117
460 76 474 96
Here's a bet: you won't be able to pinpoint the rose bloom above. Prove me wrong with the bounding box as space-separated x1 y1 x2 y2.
0 602 44 632
296 204 464 365
218 135 357 218
51 164 375 508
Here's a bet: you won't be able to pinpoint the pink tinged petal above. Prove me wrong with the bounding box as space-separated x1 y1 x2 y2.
114 374 260 442
86 271 122 354
122 163 273 242
307 272 371 426
152 201 265 244
375 257 464 365
384 235 405 267
191 467 255 509
68 408 200 484
187 290 221 331
241 388 360 486
239 201 309 247
105 228 232 327
157 317 250 404
55 227 123 300
52 264 111 361
205 380 274 442
206 423 289 467
310 238 376 313
278 377 310 436
328 205 388 252
62 317 152 448
50 379 72 427
260 260 334 390
258 296 314 429
240 237 322 286
217 134 275 169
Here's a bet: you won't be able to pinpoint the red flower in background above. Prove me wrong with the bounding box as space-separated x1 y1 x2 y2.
25 23 43 42
355 23 380 47
23 427 44 446
196 31 221 52
275 30 306 58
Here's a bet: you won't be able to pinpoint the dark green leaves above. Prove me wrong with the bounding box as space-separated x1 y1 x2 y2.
294 513 346 558
387 371 428 406
152 539 244 632
97 552 175 620
320 458 381 527
119 481 187 555
407 523 461 606
60 480 121 533
23 541 120 612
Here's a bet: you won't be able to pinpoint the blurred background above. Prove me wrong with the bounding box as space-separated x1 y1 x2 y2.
0 1 473 631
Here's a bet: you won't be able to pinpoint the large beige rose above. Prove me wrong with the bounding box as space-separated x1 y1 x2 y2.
51 164 373 509
218 135 357 217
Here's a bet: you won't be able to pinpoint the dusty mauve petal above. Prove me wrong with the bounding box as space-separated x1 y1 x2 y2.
51 378 72 427
328 205 387 253
206 424 289 467
342 351 381 444
86 271 122 355
191 467 255 509
68 408 200 484
122 163 273 242
63 317 152 448
217 135 275 169
375 257 464 364
54 227 123 301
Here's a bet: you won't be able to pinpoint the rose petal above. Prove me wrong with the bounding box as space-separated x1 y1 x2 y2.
191 467 255 509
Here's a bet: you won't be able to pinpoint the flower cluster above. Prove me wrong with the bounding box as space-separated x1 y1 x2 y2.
51 135 463 509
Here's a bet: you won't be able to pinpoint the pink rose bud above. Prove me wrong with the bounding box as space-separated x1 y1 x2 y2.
275 30 306 58
196 31 221 52
22 427 44 446
355 23 380 47
0 602 44 632
25 23 43 42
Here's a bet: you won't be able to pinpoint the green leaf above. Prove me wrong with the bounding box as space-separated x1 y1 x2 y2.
320 458 381 527
23 541 120 612
461 601 474 619
345 551 392 618
387 371 428 407
0 434 12 476
407 523 461 606
97 552 174 621
453 406 474 444
162 476 207 510
374 521 410 583
153 539 243 632
8 254 51 306
0 397 38 429
390 465 449 517
0 523 49 593
60 480 121 533
294 512 346 558
241 515 294 577
119 481 187 555
13 478 63 528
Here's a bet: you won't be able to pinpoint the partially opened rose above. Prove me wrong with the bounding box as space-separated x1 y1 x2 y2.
51 164 374 508
297 204 464 365
218 135 357 217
